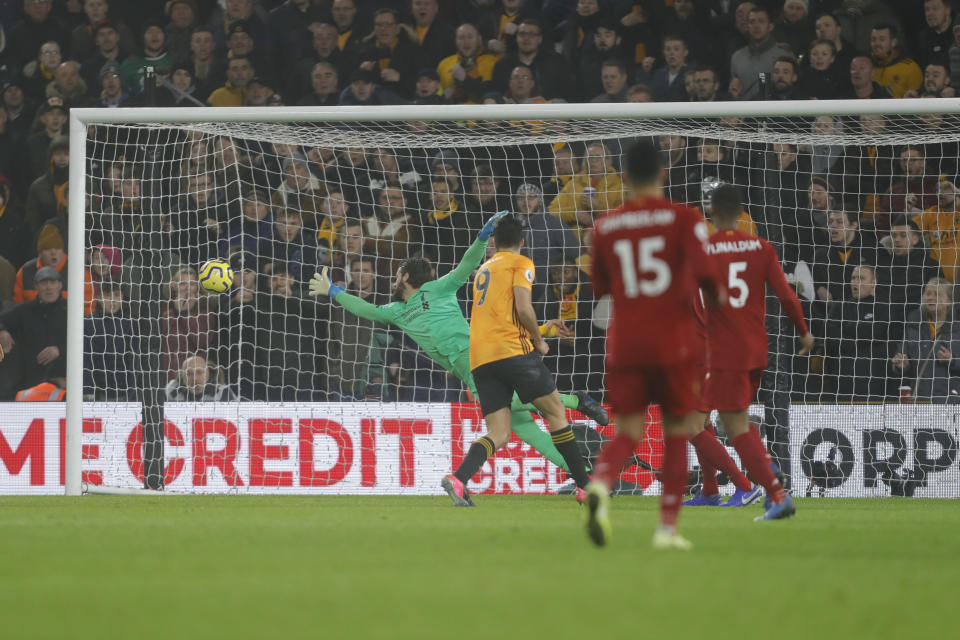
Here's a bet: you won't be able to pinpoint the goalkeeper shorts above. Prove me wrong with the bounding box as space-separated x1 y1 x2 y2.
472 352 556 416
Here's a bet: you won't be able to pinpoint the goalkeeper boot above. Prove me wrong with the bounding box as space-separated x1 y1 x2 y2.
652 527 693 551
584 481 611 547
720 485 763 507
683 492 722 506
754 494 796 521
441 475 475 507
575 391 610 426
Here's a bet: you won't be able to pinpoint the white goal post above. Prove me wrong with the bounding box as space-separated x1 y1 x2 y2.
61 99 960 497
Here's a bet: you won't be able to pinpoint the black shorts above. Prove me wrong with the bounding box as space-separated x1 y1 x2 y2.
471 353 557 416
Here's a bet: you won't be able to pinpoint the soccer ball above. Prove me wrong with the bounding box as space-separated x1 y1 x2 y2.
198 259 234 293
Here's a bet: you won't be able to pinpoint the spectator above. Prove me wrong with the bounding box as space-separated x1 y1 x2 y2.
774 0 815 56
326 256 388 400
798 38 850 99
160 265 217 382
186 26 225 102
420 177 471 272
658 134 692 202
729 6 793 100
437 23 497 104
207 0 269 54
491 18 566 100
513 182 579 300
325 146 372 208
541 255 602 393
504 63 546 104
295 61 339 107
647 34 691 102
45 60 96 107
164 0 198 63
413 67 445 103
814 10 855 73
2 77 38 146
83 281 137 400
165 353 237 401
836 0 901 54
262 208 314 284
288 24 352 102
316 190 353 257
365 186 417 272
812 210 878 304
845 55 893 98
0 265 67 399
951 22 960 87
915 61 955 97
79 20 126 91
409 0 456 68
21 40 61 100
223 188 275 257
25 132 68 235
119 18 177 94
208 55 254 107
625 83 652 102
464 163 509 219
874 145 940 234
330 0 364 54
891 277 960 403
166 171 226 267
327 219 368 287
768 55 802 99
691 66 726 101
843 114 896 214
338 67 406 105
225 20 268 77
878 220 944 341
809 115 845 176
243 76 274 107
590 58 629 102
914 179 960 282
918 0 954 67
252 268 325 401
869 23 922 98
355 8 419 100
576 18 629 101
548 141 624 242
156 62 201 107
71 2 133 62
658 0 713 64
823 265 891 401
271 154 325 226
763 142 812 263
6 0 68 69
0 179 29 270
560 0 604 65
268 0 328 70
96 60 131 107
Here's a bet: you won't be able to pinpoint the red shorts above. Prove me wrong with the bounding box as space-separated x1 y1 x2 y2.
705 368 764 412
696 362 711 414
606 362 702 417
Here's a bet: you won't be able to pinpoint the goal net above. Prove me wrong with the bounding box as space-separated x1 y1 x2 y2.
14 101 959 498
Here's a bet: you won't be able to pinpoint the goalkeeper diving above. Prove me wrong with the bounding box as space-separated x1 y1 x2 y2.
309 211 609 491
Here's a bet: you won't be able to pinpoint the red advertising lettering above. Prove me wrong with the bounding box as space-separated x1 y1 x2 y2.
381 419 432 486
360 418 376 487
192 419 243 486
125 421 186 485
0 418 44 485
249 419 293 487
299 419 352 487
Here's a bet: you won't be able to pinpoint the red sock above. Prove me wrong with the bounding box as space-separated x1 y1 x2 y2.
694 422 719 495
691 427 753 492
594 432 638 488
732 429 785 504
659 434 687 528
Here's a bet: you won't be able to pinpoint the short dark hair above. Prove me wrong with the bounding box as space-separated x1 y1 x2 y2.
493 214 524 249
517 17 543 33
600 58 628 76
373 7 399 22
872 22 899 40
350 256 375 272
624 139 662 186
710 184 742 221
399 257 434 288
774 56 799 75
662 34 686 46
749 6 771 21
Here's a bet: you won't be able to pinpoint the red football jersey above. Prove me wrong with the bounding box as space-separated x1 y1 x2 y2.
592 195 723 367
705 229 809 370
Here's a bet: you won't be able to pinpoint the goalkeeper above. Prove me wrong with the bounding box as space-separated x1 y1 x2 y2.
309 211 609 476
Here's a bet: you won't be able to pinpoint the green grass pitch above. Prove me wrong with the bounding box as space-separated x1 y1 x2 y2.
1 496 956 639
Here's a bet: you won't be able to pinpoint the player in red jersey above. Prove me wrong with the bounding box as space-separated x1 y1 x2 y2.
584 140 726 550
684 292 762 508
703 184 814 520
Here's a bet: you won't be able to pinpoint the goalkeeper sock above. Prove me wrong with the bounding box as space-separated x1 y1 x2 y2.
453 436 496 484
691 425 752 493
511 409 569 471
512 392 579 413
549 425 590 489
660 434 688 529
731 429 785 505
593 432 637 489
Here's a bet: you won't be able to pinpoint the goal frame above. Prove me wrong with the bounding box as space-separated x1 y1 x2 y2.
65 98 960 495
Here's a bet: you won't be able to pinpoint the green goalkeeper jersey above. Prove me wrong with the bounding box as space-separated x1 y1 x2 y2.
333 239 487 378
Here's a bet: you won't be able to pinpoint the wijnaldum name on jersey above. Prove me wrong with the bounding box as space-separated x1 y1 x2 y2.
707 239 763 254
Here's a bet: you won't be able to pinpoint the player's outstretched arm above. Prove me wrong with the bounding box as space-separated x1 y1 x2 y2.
309 267 395 325
435 211 509 293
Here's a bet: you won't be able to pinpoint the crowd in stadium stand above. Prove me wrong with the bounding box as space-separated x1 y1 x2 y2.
1 0 960 405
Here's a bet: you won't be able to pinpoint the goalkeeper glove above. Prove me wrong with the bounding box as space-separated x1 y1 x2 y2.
477 210 509 241
309 267 344 300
